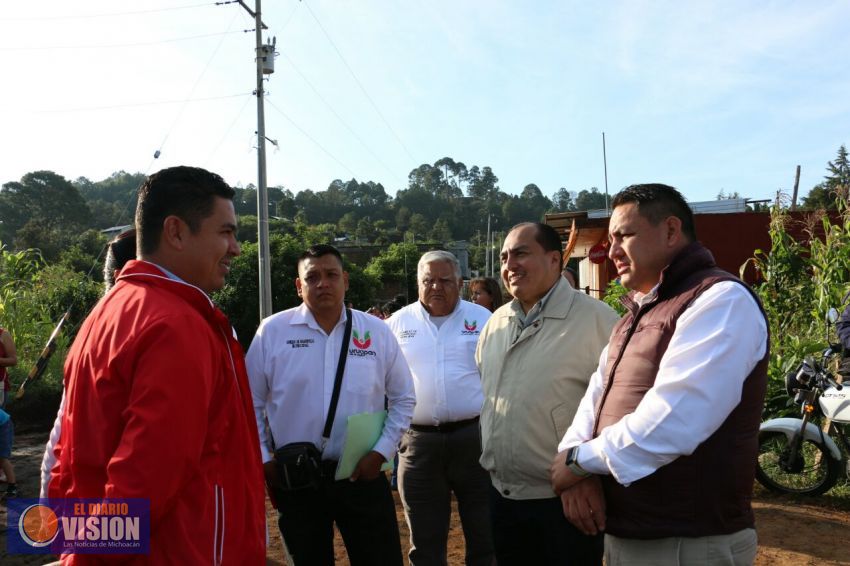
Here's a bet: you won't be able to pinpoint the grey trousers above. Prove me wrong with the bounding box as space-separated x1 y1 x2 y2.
398 422 495 566
604 528 758 566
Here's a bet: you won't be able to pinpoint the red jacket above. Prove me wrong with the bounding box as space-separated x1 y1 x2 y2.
50 261 266 564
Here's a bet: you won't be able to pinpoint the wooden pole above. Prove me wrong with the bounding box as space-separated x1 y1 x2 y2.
790 165 801 211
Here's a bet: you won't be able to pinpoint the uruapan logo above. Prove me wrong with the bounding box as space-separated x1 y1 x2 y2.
462 319 479 335
350 329 377 357
352 330 372 349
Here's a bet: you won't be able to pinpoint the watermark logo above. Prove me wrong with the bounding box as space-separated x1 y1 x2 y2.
19 503 60 547
462 319 479 334
6 498 150 555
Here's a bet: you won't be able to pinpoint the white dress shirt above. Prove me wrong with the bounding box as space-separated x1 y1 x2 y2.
559 281 767 486
246 304 415 463
387 300 491 426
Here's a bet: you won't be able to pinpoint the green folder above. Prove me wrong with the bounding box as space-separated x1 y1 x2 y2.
335 410 395 480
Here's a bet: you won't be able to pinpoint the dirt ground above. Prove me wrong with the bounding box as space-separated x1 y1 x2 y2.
2 432 849 565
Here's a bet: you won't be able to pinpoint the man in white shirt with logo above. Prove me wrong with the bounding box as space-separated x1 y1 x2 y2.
387 250 495 566
247 244 415 566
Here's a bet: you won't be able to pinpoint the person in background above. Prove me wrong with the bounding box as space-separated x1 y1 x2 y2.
387 251 495 566
0 314 18 485
0 326 17 409
40 229 137 498
469 277 503 313
551 184 768 565
0 406 17 499
476 222 619 566
561 266 579 290
48 166 266 564
247 244 414 566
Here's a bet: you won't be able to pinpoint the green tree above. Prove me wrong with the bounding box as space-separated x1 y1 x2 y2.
802 145 850 210
551 188 575 212
574 187 608 211
364 242 419 304
0 171 92 251
215 234 378 350
429 217 452 243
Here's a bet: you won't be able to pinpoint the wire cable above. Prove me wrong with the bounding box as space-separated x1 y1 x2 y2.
203 95 254 168
0 2 215 21
269 1 302 39
0 30 243 51
36 93 252 114
302 0 418 166
265 98 358 179
156 6 243 166
280 51 405 185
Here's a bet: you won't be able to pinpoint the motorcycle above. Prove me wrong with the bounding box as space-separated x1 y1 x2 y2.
756 308 850 496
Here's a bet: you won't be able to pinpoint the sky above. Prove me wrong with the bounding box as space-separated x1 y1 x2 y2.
1 0 848 209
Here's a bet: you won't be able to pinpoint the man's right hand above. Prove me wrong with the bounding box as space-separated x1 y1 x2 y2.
264 461 281 508
560 475 606 535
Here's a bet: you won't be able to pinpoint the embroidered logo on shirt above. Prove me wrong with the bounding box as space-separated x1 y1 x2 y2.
398 329 417 340
286 339 314 349
462 319 480 335
350 330 377 357
352 330 372 349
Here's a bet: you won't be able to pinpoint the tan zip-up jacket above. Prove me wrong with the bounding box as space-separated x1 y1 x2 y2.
476 276 619 500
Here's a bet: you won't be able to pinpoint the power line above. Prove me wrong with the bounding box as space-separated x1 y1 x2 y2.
203 95 254 168
36 93 252 113
280 52 405 185
302 0 418 167
155 7 243 165
265 98 358 179
269 1 302 38
0 2 215 21
0 30 243 51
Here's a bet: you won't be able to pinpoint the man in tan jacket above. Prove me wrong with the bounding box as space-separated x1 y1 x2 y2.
476 222 619 566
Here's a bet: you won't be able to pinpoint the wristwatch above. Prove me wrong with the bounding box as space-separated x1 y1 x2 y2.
565 445 591 478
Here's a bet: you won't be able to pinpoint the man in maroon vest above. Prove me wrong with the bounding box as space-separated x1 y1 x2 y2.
549 184 768 565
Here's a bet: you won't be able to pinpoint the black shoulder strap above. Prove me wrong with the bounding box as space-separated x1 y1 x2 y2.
323 308 352 440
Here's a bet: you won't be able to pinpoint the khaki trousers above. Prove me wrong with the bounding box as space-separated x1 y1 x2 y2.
604 528 757 566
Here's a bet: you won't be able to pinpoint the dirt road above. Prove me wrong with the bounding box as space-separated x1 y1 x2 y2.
3 433 849 565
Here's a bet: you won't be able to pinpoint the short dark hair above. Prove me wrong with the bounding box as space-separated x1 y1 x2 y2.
510 222 562 253
135 166 235 255
297 244 344 270
611 184 696 241
103 228 136 291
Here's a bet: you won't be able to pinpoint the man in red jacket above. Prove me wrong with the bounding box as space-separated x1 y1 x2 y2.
49 166 266 564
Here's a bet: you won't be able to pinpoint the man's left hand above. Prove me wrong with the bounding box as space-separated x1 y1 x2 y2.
560 475 606 535
350 450 385 482
550 449 584 494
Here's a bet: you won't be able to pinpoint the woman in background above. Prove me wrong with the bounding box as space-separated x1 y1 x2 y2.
469 277 503 312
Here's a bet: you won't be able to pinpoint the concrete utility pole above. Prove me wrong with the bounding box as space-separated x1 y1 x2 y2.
602 132 610 216
237 0 274 319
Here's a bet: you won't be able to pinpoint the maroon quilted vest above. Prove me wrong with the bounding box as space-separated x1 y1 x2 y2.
593 242 768 539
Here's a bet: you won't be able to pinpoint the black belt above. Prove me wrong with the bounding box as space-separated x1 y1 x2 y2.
409 416 479 434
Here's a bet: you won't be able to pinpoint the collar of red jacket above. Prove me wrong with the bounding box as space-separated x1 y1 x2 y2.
115 260 230 329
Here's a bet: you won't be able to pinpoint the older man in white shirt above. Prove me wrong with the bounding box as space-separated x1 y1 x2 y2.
247 244 415 566
387 250 495 566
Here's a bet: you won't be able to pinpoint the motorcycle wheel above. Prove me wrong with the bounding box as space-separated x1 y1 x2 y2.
756 430 842 496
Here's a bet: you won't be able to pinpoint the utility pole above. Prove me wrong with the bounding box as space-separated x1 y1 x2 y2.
485 213 491 278
791 165 801 211
602 132 610 216
237 0 274 319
